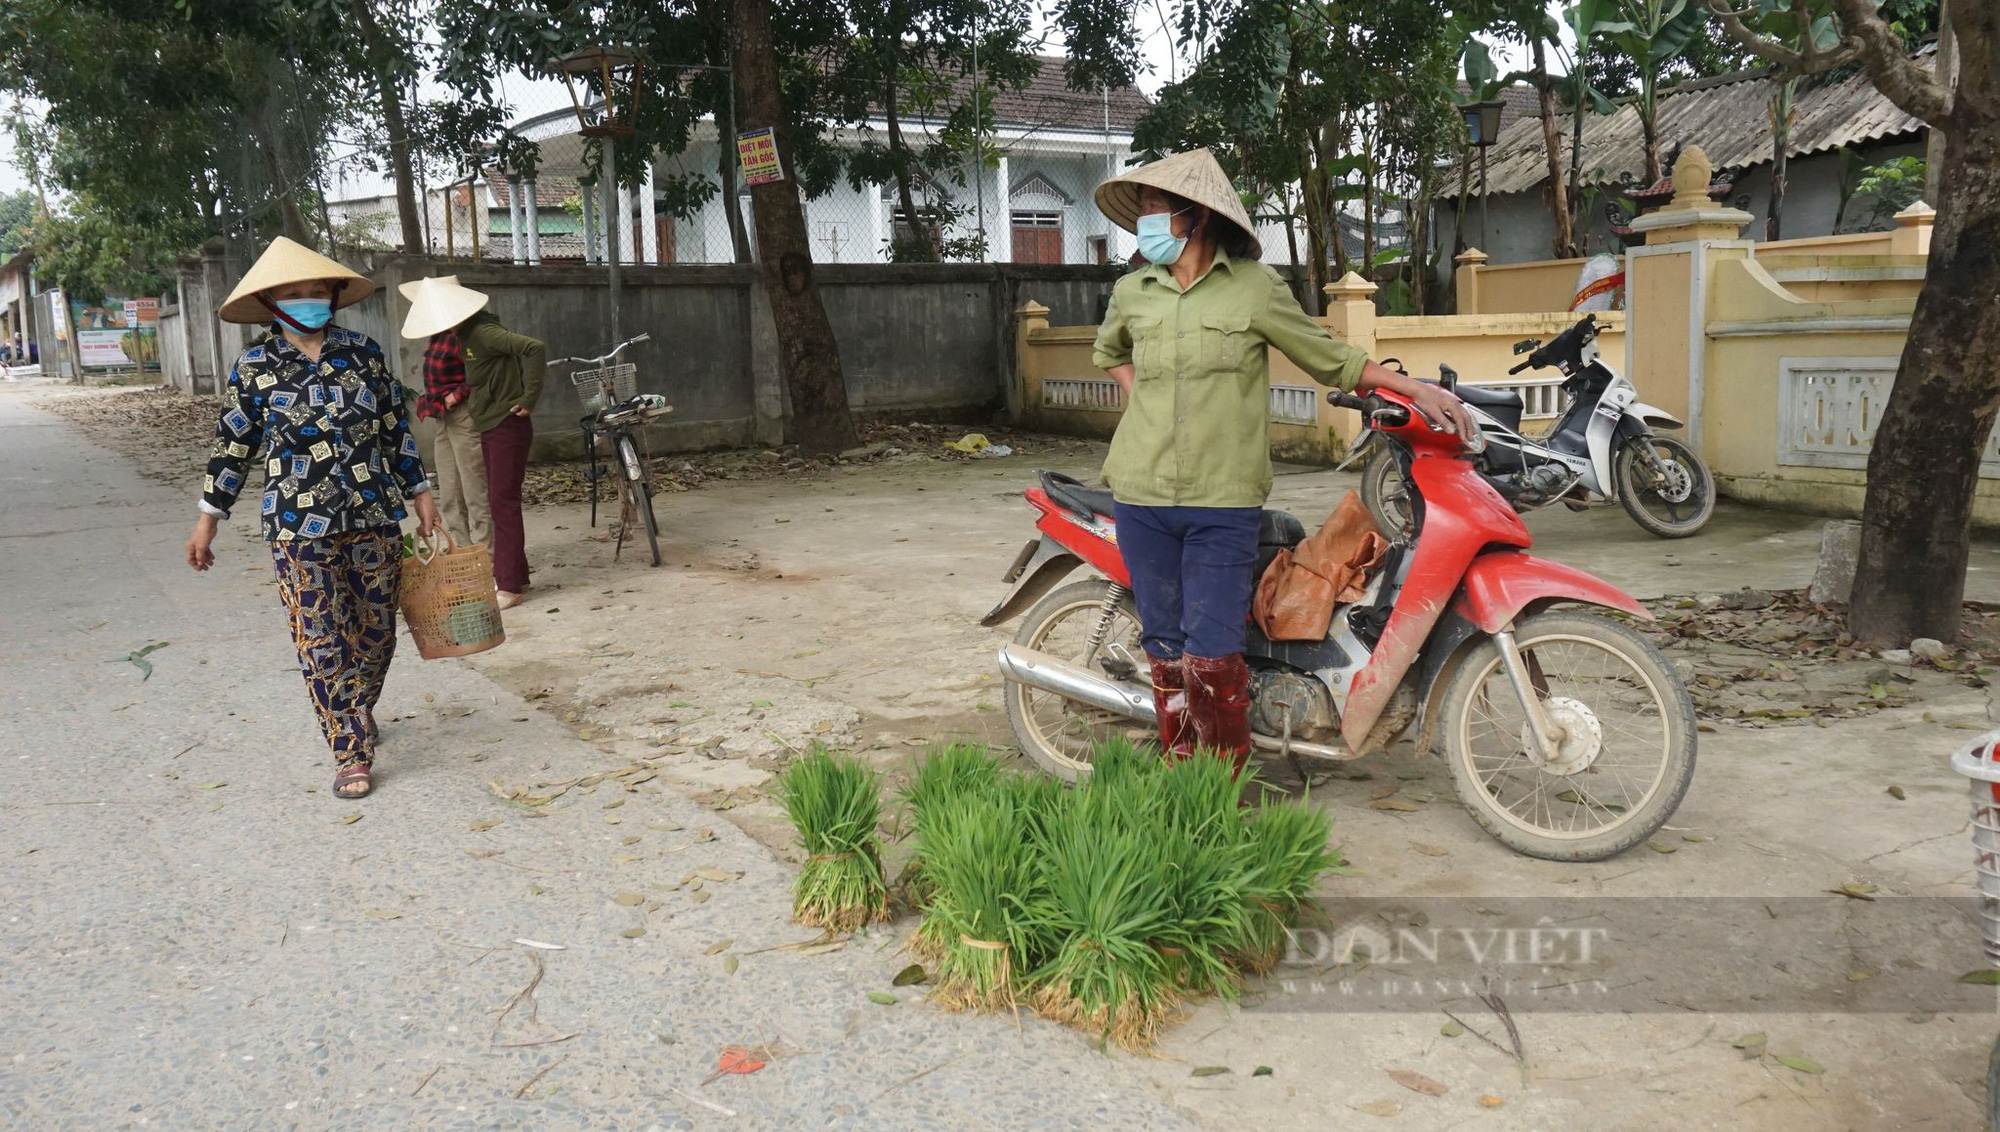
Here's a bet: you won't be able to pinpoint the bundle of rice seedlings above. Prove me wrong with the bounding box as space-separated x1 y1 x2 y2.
1083 734 1162 790
1235 800 1340 973
775 747 888 933
899 742 1001 836
1027 808 1179 1050
1149 757 1256 997
1156 753 1250 849
914 791 1049 1011
897 742 1002 902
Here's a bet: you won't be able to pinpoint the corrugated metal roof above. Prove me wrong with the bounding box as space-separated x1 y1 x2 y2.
1443 50 1931 198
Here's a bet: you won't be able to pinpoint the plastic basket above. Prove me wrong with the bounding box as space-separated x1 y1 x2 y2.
573 362 638 414
400 529 506 659
1949 730 2000 964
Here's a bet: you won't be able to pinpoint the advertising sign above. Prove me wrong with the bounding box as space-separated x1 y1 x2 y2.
735 128 784 186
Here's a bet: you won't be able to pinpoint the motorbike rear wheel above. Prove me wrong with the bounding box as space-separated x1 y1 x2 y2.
1360 447 1417 542
1003 579 1147 781
1613 433 1715 538
1439 610 1697 861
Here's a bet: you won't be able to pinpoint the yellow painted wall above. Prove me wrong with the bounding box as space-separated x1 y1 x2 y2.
1624 251 1694 421
1461 258 1595 315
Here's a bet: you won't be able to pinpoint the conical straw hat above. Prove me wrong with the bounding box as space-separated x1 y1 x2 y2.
398 275 490 339
1094 148 1262 260
218 236 374 324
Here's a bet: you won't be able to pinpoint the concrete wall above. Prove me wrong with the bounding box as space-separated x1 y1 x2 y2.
351 258 1126 460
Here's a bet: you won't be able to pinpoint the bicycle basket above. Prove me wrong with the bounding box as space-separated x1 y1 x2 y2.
572 362 638 413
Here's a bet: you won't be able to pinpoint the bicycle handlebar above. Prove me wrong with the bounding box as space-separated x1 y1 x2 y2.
553 332 652 368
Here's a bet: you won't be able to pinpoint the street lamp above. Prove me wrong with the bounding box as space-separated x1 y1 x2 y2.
555 44 643 346
1461 99 1504 253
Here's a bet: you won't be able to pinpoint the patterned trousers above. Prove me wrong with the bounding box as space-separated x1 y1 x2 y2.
271 529 403 767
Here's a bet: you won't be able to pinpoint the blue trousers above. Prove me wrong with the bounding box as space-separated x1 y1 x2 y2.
1113 503 1262 661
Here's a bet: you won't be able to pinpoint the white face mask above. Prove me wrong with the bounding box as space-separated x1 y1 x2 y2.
1136 207 1194 266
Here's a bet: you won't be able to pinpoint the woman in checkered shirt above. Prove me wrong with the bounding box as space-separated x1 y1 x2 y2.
183 238 440 801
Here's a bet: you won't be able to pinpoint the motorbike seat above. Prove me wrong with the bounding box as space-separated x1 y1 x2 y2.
1256 509 1307 577
1040 470 1117 520
1451 383 1524 413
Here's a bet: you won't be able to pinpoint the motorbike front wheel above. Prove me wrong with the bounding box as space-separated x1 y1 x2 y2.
1002 579 1147 781
1614 433 1716 538
1360 447 1417 543
1439 610 1697 861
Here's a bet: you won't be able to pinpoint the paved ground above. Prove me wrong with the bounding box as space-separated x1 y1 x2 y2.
17 380 2000 1130
0 384 1193 1130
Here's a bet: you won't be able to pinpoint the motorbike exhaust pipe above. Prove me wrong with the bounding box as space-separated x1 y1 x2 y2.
997 644 1158 721
995 645 1358 762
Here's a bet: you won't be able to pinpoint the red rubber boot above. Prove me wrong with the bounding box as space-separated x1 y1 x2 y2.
1149 654 1198 762
1185 653 1253 778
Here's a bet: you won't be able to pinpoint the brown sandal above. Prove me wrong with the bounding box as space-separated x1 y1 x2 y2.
334 762 373 799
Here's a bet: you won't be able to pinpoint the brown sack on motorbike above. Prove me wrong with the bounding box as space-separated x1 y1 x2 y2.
1253 491 1389 641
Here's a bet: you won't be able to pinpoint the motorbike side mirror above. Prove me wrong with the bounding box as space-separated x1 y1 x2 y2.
1512 338 1541 356
1437 363 1459 391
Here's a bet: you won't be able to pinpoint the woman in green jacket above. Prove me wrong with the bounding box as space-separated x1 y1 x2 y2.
1090 149 1474 772
401 277 547 608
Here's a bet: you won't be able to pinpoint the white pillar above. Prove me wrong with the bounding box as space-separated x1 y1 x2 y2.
523 178 542 265
992 155 1012 263
580 187 599 266
870 184 888 262
640 160 659 266
506 175 525 264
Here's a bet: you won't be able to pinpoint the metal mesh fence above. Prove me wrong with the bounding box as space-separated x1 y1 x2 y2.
317 71 1143 268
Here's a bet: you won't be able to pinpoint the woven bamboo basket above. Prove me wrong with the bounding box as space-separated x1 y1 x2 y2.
401 530 505 659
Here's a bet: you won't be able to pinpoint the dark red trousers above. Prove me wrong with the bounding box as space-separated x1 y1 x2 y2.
480 414 533 593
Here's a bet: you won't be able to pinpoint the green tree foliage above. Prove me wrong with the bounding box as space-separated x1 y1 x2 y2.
0 191 33 257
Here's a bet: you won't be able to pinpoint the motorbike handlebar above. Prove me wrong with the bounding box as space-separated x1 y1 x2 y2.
1507 358 1535 375
1326 389 1411 428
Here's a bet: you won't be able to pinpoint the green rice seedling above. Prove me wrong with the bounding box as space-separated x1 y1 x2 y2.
1235 800 1340 974
897 742 1002 902
1000 770 1071 842
775 747 889 933
916 790 1049 1011
899 742 1001 836
1026 807 1179 1050
1149 825 1253 999
1083 734 1163 791
1156 753 1250 850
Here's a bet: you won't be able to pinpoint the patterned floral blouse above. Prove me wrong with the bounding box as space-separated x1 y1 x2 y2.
198 325 432 542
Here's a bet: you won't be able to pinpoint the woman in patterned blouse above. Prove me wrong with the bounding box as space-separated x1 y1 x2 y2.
183 238 441 800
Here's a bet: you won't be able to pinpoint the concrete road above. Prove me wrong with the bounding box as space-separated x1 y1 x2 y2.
0 384 1190 1131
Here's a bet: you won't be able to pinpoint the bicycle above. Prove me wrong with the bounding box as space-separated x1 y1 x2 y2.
557 333 672 567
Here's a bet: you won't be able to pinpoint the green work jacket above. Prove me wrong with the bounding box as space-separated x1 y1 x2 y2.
1091 249 1368 508
460 311 548 433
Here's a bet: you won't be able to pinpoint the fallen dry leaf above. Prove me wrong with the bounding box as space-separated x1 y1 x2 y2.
1387 1068 1447 1096
705 939 734 955
1371 799 1423 813
1352 1099 1401 1117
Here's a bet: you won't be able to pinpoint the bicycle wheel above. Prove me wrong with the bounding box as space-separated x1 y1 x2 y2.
616 434 662 567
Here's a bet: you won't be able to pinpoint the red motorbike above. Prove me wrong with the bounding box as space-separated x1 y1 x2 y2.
983 387 1697 861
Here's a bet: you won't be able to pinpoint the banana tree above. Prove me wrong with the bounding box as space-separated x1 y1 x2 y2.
1562 2 1621 250
1729 1 1841 239
1597 0 1708 181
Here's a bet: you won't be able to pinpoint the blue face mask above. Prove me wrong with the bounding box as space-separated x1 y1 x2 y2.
274 298 334 330
1135 209 1192 266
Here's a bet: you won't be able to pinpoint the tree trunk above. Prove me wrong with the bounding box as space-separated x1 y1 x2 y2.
730 0 860 455
714 124 754 263
1927 0 1955 205
1766 78 1795 242
884 74 937 261
1848 123 2000 643
1566 48 1589 253
347 0 421 253
1532 37 1574 259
